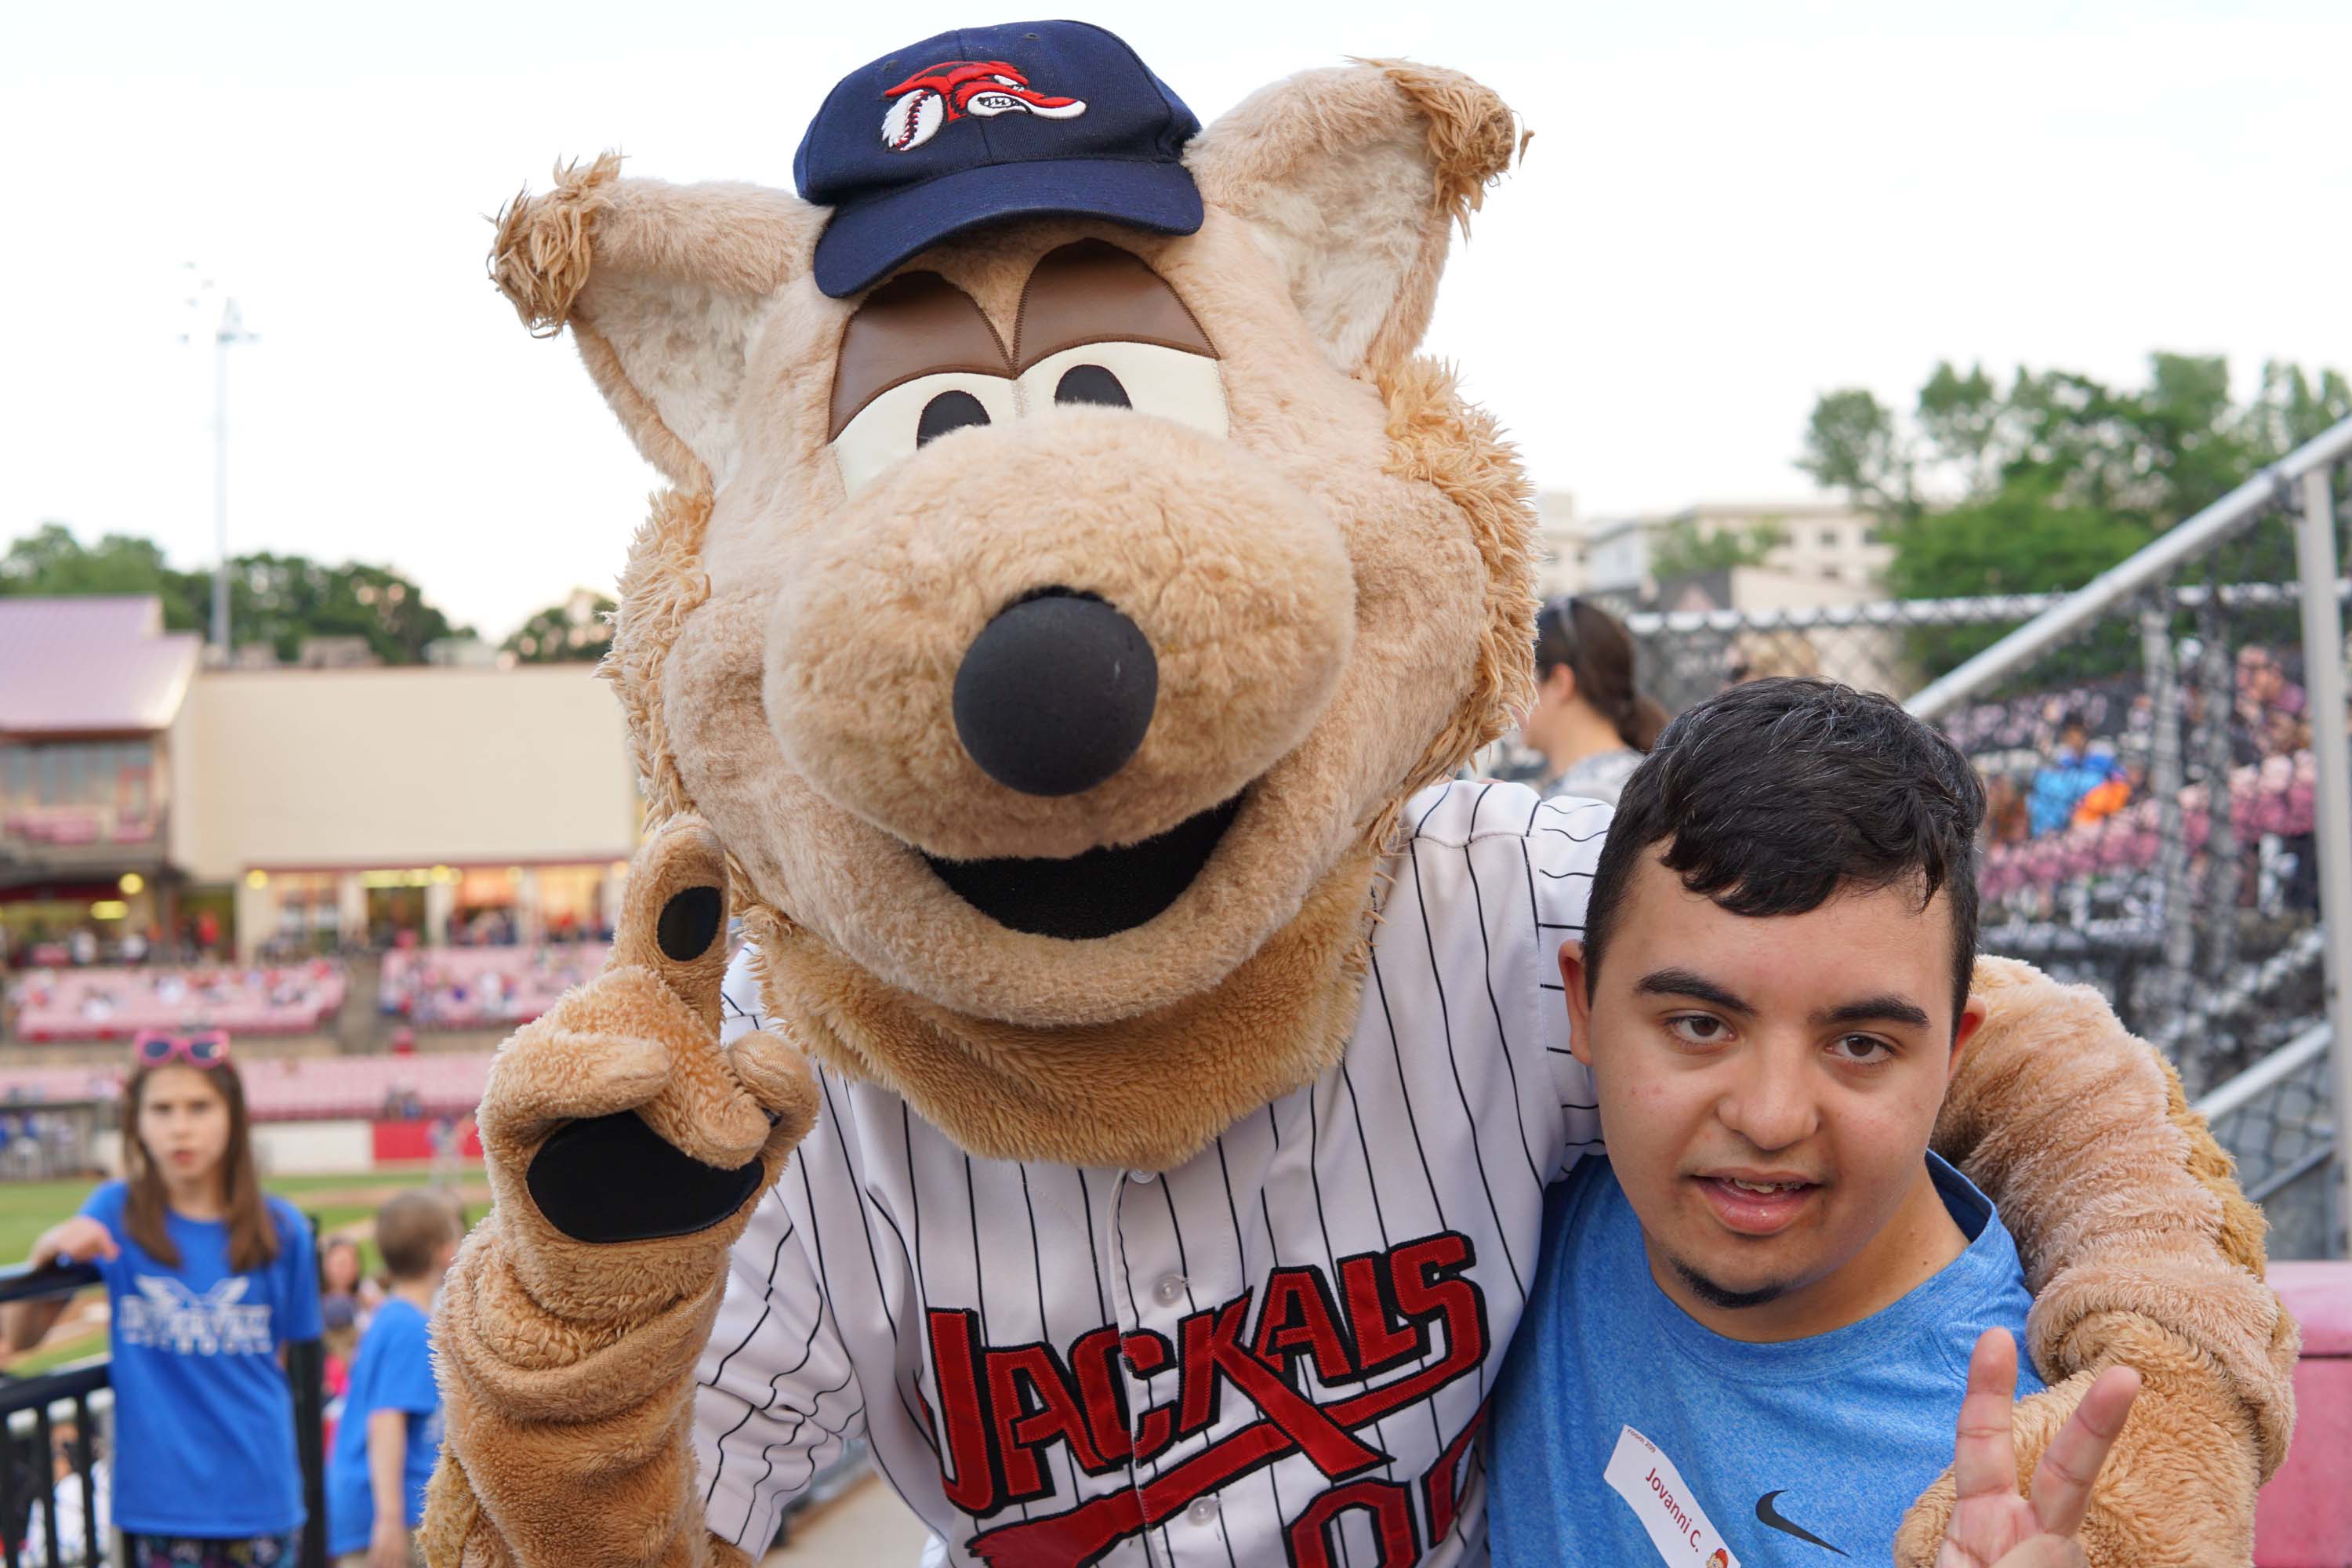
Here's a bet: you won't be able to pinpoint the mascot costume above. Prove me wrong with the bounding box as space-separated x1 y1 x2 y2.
426 22 2296 1566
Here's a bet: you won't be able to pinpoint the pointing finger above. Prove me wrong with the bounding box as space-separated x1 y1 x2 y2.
2031 1363 2140 1541
1951 1327 2024 1507
609 817 731 1033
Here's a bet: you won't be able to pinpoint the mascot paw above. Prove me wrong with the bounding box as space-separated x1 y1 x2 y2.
475 818 818 1263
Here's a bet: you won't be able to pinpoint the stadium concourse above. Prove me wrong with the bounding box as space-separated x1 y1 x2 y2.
0 592 647 1173
0 594 639 972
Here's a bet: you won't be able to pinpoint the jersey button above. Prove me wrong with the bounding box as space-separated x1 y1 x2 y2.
1127 1168 1156 1184
1185 1497 1219 1528
1152 1273 1187 1308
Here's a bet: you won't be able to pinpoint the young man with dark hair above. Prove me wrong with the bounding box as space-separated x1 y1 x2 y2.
1489 679 2137 1567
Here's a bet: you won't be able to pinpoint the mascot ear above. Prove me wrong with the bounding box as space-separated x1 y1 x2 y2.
488 155 822 492
1186 60 1521 382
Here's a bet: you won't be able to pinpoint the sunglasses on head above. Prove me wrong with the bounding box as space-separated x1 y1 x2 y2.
132 1030 230 1069
1536 597 1583 660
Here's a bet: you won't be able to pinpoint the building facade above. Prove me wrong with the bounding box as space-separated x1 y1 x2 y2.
1575 499 1890 602
2 597 641 964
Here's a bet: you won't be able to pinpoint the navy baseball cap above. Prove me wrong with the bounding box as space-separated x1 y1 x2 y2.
795 20 1203 299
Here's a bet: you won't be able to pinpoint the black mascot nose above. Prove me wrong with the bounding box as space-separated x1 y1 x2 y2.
952 590 1158 797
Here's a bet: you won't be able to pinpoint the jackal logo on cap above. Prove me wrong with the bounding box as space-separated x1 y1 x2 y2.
881 60 1087 152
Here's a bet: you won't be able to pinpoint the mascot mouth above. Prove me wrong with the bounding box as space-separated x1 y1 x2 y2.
923 794 1244 939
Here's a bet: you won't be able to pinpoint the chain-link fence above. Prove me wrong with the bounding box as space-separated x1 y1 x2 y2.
1598 419 2352 1258
1618 593 2067 720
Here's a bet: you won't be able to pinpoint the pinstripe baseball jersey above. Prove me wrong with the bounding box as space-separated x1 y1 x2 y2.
695 779 1609 1566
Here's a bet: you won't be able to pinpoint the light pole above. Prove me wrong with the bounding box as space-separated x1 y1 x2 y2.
205 296 257 655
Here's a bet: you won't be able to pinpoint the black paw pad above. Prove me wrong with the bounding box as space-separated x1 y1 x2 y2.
657 886 723 963
526 1111 763 1243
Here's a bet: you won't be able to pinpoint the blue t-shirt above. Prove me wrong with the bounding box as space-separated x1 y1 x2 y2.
326 1298 443 1555
78 1181 321 1537
1490 1153 2042 1567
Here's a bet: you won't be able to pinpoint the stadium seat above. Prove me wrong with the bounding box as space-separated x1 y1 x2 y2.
0 1053 496 1122
3 964 347 1042
379 942 610 1030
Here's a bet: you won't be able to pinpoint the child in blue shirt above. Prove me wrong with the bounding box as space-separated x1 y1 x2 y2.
327 1189 461 1567
3 1033 321 1568
1490 680 2140 1568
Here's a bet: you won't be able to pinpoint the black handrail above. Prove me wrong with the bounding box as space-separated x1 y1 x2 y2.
0 1266 100 1308
0 1363 108 1568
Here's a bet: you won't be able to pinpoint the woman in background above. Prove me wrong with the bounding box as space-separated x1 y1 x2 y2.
1524 596 1667 806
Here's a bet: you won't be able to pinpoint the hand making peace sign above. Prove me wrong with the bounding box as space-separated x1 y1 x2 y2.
1937 1329 2143 1568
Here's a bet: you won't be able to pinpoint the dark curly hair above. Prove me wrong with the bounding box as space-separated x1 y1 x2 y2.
1581 677 1986 1028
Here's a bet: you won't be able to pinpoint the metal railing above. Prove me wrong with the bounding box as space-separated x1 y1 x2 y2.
1 1265 112 1568
1616 415 2352 1258
0 1262 330 1568
2195 1023 2333 1197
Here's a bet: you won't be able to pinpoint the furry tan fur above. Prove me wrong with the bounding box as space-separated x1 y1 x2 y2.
1185 62 1519 380
440 52 2290 1568
489 156 821 492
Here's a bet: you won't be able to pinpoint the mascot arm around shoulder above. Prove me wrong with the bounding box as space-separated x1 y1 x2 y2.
425 25 2293 1568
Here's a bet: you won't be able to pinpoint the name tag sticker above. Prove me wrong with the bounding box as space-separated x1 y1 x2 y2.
1603 1425 1740 1568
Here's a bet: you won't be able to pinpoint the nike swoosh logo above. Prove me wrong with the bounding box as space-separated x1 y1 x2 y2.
1755 1490 1846 1555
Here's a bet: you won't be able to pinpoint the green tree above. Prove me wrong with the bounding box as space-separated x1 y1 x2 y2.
1883 475 2149 601
1808 354 2350 541
1800 354 2348 677
0 524 469 663
227 553 469 664
503 591 616 663
1649 515 1788 583
0 524 209 625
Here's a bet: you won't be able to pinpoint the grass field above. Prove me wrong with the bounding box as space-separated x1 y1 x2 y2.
1 1166 491 1375
0 1167 482 1262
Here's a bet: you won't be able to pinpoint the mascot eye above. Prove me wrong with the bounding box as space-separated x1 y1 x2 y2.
1054 365 1130 407
832 372 1018 497
918 390 992 442
1017 341 1227 440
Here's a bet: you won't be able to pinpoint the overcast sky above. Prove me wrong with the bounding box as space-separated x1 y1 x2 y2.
5 0 2346 640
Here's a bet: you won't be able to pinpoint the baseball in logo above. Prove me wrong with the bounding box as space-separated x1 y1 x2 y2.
880 60 1087 151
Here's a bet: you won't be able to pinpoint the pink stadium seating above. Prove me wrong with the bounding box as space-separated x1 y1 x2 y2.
0 1051 493 1123
379 943 609 1029
5 962 346 1042
1981 749 2319 900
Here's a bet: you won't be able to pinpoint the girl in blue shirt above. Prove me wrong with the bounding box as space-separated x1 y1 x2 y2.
2 1033 321 1568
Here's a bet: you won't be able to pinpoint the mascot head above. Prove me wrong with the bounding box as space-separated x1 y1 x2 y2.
491 21 1534 1170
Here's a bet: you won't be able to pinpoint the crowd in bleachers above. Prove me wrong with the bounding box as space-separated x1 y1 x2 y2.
2 937 618 1043
1952 641 2335 917
378 942 612 1030
2 961 345 1043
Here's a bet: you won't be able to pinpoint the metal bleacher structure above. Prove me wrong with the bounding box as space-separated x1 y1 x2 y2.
1622 415 2352 1259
